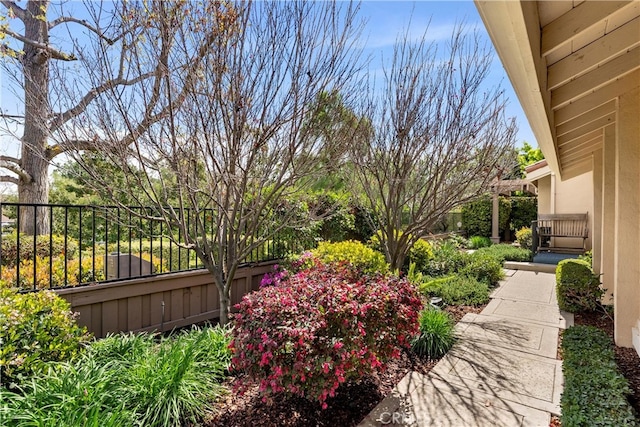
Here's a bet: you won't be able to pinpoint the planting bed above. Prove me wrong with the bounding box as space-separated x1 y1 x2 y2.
206 305 483 427
573 311 640 416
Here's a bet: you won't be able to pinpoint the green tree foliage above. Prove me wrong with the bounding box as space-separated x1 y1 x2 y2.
517 142 545 177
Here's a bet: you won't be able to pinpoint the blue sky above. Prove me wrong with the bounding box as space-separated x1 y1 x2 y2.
358 1 535 147
0 1 536 166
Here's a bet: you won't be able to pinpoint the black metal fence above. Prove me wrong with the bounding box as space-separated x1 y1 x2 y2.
0 202 302 291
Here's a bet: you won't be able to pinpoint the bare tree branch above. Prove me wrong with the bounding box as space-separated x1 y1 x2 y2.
0 175 19 185
350 24 518 270
0 1 26 21
71 0 364 324
0 43 23 60
49 72 155 133
2 27 76 61
0 156 31 181
48 16 116 45
45 140 98 159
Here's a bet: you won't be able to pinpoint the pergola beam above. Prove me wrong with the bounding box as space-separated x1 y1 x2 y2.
541 1 632 57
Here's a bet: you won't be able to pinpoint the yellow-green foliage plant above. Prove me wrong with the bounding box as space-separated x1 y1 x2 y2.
311 240 389 275
515 227 533 250
0 287 90 388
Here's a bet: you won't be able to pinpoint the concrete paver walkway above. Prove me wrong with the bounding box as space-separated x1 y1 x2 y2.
359 270 573 427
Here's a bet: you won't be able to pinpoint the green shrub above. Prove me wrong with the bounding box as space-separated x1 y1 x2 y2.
311 240 389 275
515 227 533 250
461 252 505 287
475 244 532 262
0 288 90 388
309 192 356 242
423 241 470 277
468 236 492 249
411 309 456 359
461 195 511 238
418 275 456 295
420 275 490 306
447 233 469 249
1 233 78 267
561 326 637 427
556 259 603 313
1 255 108 290
578 250 593 267
408 239 433 271
510 197 537 232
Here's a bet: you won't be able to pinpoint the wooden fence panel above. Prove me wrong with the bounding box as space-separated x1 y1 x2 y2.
56 263 275 338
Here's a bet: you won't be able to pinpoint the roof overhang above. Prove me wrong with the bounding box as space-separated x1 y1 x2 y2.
475 0 640 180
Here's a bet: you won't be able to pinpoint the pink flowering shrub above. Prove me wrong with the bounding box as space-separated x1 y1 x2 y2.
259 264 290 288
230 261 422 409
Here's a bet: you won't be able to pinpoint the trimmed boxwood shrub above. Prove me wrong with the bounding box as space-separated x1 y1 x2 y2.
230 262 421 409
556 259 603 313
0 287 90 388
561 326 637 426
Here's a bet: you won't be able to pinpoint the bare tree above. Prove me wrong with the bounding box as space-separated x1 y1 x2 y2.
0 0 236 234
70 1 364 324
350 25 517 271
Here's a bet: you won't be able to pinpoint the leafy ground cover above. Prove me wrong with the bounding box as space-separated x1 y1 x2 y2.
569 310 640 421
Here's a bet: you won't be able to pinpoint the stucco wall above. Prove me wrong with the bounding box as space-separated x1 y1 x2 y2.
536 176 552 214
534 170 593 250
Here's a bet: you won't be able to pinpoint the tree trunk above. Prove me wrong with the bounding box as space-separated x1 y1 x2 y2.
19 1 52 236
218 286 231 325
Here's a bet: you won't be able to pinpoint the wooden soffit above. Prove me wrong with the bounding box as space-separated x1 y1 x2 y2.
475 0 640 180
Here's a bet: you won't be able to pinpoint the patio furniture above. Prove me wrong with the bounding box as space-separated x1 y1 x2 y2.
532 213 588 254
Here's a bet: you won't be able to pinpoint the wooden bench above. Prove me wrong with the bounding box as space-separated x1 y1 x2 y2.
532 213 589 254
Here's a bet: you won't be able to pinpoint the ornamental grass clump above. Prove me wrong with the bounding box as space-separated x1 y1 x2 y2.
230 262 422 409
1 326 231 427
411 308 456 359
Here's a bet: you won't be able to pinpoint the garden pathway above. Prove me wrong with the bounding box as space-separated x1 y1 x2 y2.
359 269 573 427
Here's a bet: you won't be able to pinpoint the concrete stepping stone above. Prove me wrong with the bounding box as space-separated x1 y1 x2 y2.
358 371 551 427
430 342 563 415
482 298 573 329
455 313 559 358
491 274 556 305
